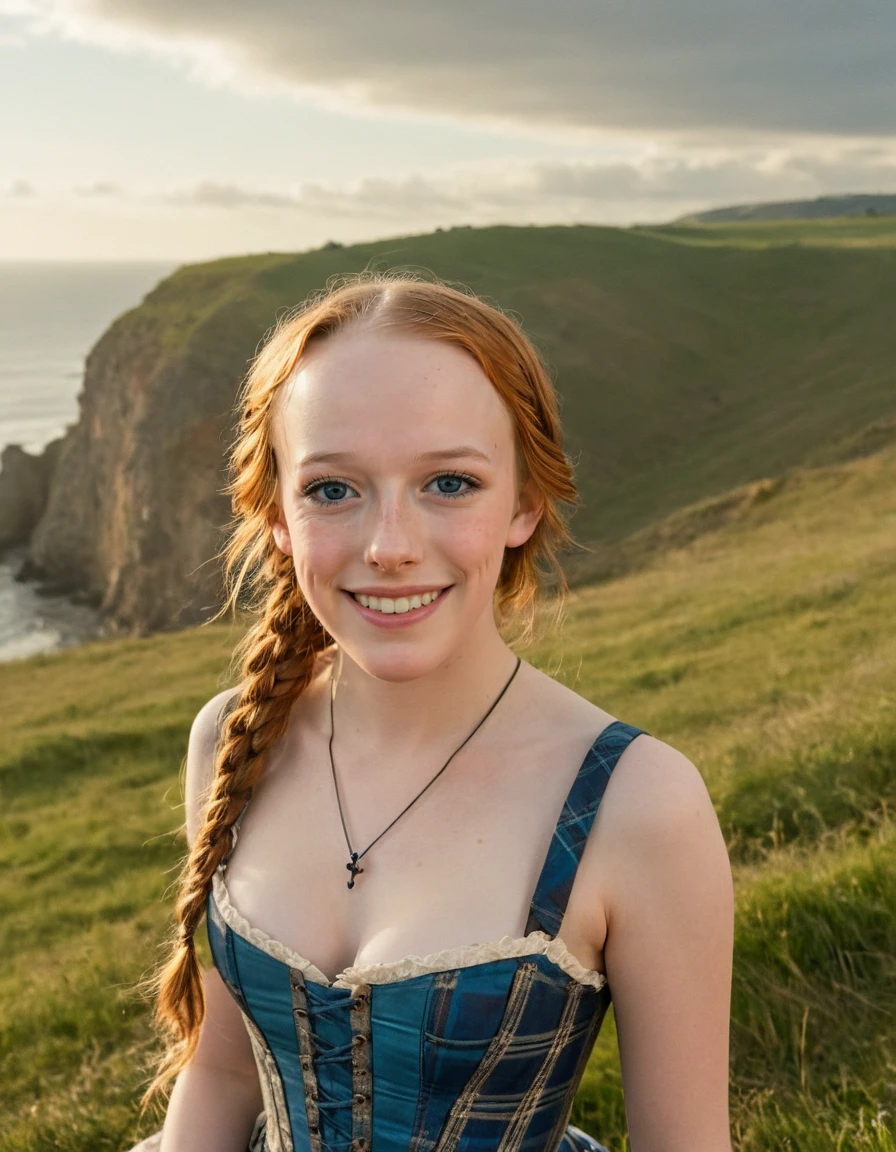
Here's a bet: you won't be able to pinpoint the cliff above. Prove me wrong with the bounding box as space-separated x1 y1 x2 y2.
19 221 896 635
0 438 64 553
20 256 280 632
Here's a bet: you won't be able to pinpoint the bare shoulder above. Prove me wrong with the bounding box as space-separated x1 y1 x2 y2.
606 732 718 833
184 685 243 847
594 732 732 915
181 647 337 844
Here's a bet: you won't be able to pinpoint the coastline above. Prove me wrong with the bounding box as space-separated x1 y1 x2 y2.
0 260 176 662
0 547 108 663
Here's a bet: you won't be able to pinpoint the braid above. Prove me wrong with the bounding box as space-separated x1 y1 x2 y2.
142 554 328 1106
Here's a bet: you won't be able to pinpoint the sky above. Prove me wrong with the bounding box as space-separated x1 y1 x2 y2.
1 0 894 262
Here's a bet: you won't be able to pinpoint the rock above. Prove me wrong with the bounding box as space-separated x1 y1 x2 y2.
0 438 64 554
23 263 257 634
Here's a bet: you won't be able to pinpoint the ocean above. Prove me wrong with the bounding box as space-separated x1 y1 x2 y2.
0 260 177 661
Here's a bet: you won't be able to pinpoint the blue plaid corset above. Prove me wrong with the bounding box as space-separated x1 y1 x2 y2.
207 719 648 1152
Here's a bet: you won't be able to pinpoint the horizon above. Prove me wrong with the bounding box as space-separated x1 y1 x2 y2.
2 2 894 261
3 193 895 267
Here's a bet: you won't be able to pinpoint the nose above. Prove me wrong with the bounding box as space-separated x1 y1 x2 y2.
363 493 424 572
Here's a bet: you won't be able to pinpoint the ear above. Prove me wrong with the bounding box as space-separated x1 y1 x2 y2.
505 479 544 549
271 513 294 556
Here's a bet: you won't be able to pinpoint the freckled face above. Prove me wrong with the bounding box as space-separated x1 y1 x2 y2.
269 329 541 681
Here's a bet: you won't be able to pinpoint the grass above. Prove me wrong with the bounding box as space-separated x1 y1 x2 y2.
3 434 896 1149
638 215 896 249
79 216 896 560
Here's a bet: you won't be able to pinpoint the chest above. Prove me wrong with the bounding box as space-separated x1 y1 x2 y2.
221 722 609 981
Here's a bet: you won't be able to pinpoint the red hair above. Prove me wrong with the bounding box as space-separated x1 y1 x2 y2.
143 271 579 1104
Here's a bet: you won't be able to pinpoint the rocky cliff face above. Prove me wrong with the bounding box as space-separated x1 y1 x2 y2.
0 438 64 553
22 268 264 634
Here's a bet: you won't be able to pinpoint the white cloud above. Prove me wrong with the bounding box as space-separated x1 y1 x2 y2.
5 178 37 197
9 141 896 226
162 182 303 210
73 179 124 197
7 0 896 137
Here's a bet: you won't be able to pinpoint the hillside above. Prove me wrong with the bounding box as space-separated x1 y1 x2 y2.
16 218 896 634
638 214 896 249
2 433 895 1150
675 192 896 223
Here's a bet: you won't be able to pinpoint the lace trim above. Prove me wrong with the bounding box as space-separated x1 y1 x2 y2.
212 872 606 992
334 932 607 991
211 873 331 985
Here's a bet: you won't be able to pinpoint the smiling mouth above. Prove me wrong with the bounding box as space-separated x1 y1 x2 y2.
350 589 447 615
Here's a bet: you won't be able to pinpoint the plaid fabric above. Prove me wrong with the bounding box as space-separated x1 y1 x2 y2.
558 1126 610 1152
189 716 649 1151
527 722 648 937
127 1121 604 1152
407 955 611 1151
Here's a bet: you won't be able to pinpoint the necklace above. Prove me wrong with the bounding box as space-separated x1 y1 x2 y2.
328 654 522 889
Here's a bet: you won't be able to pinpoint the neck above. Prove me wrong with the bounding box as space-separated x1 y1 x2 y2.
329 630 521 762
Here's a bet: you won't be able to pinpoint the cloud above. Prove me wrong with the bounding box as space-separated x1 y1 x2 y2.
162 182 302 210
9 0 896 137
5 178 36 197
74 179 124 197
15 141 895 225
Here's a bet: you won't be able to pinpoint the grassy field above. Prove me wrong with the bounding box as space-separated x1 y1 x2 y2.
85 215 896 559
3 421 895 1148
638 215 896 248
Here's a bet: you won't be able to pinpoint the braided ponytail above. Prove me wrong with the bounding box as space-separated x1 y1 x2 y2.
142 553 329 1105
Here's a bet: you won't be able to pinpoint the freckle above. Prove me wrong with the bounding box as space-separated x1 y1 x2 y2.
477 838 483 844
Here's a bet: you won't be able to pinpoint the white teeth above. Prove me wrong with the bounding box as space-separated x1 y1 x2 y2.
432 589 441 600
353 589 445 614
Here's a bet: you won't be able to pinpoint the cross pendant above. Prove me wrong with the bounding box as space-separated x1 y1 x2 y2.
346 852 364 890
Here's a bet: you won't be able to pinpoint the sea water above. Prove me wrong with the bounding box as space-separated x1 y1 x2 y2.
0 260 176 661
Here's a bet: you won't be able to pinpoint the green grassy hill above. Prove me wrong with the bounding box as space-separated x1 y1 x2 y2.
675 194 896 224
640 215 896 249
3 428 895 1148
97 216 896 557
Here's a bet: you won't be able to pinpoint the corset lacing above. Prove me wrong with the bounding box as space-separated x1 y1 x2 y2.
294 994 369 1152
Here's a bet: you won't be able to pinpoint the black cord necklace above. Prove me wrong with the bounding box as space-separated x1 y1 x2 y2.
328 654 522 889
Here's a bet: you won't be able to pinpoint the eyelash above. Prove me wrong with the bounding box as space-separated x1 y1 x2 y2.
301 471 481 505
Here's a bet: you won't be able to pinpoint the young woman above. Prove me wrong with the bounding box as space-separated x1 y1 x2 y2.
136 274 733 1152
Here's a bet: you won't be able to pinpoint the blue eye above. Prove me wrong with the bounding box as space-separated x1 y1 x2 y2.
302 471 479 505
303 477 355 504
431 472 478 499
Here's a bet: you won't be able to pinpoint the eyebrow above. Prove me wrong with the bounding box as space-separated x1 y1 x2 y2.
294 446 494 474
